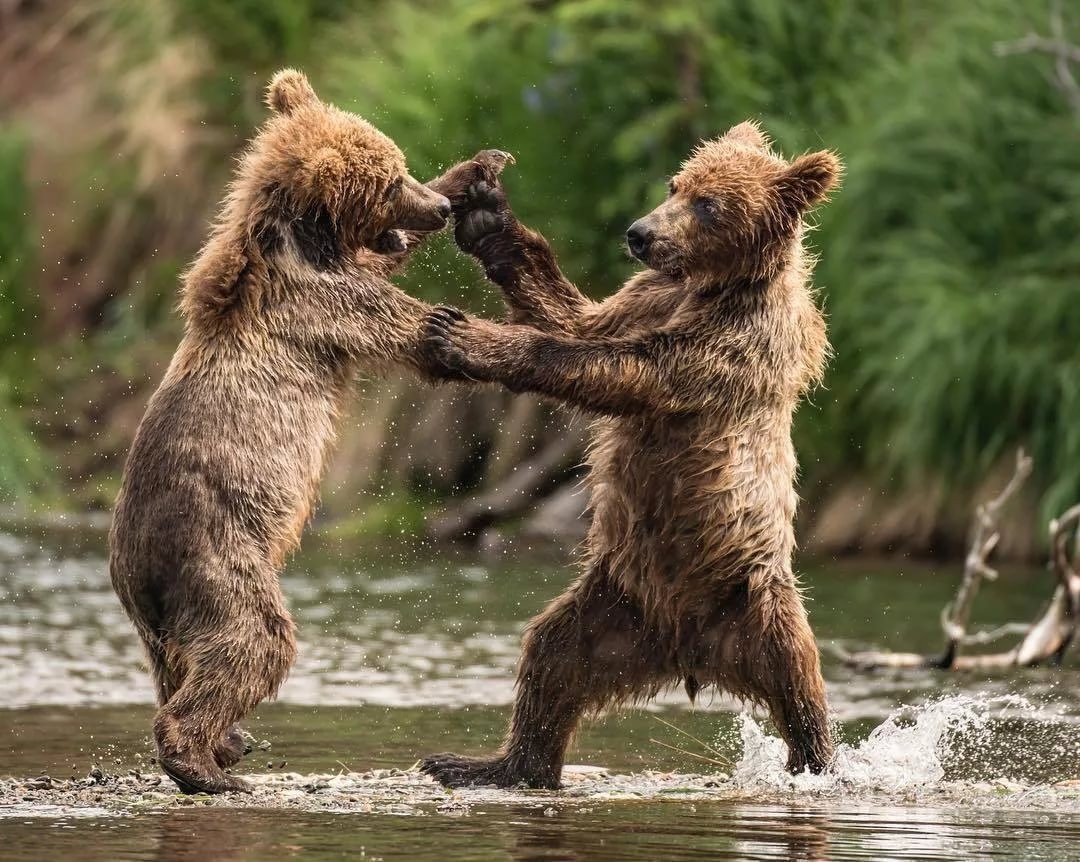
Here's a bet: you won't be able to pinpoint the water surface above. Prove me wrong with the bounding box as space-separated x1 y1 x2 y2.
1 526 1077 860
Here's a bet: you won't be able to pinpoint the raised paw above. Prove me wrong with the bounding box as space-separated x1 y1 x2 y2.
420 753 547 790
455 183 506 251
470 149 515 183
427 149 514 208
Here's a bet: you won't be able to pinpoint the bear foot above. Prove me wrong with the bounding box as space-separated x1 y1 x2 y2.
160 750 252 795
420 753 558 790
214 725 253 769
786 747 832 776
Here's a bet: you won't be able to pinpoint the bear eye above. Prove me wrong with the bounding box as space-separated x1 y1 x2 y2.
693 196 722 222
385 177 403 201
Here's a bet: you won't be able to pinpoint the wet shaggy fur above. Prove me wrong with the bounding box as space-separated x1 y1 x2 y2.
109 69 510 795
422 122 841 789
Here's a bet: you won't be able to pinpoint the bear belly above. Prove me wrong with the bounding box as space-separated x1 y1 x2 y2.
586 421 797 610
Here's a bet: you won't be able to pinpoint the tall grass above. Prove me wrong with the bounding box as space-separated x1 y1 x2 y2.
814 3 1080 518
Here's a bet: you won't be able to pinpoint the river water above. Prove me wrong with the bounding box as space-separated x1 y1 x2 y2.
0 526 1077 860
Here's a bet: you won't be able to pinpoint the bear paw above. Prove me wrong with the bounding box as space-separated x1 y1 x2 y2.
455 181 507 252
160 750 253 795
420 753 557 790
422 305 471 377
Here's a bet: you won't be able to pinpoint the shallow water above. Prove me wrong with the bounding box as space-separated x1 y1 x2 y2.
1 526 1078 860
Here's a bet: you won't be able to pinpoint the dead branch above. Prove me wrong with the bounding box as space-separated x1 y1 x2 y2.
994 0 1080 114
428 425 586 542
937 449 1033 666
1014 503 1080 665
838 450 1080 672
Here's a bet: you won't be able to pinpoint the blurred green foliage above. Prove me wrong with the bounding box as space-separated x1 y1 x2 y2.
816 3 1080 519
322 0 1079 520
3 0 1078 523
0 128 49 502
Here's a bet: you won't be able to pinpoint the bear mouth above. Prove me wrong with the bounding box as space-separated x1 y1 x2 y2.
373 229 408 254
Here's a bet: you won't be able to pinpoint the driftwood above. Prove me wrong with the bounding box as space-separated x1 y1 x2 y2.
836 450 1080 671
428 424 587 542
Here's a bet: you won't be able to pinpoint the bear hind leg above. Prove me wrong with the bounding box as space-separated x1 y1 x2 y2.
710 585 834 775
423 566 669 789
144 635 245 768
154 608 296 794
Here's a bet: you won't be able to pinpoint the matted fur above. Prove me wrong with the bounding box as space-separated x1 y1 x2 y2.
421 123 841 789
109 69 507 794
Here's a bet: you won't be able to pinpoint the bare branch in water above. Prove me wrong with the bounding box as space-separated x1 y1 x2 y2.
937 449 1033 666
838 449 1079 672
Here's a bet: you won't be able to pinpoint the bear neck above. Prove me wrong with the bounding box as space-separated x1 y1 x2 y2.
694 231 808 303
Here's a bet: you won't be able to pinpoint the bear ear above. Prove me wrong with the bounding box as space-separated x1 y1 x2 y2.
724 120 770 150
772 150 842 219
267 68 318 115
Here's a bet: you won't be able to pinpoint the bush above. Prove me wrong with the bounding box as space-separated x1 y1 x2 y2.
814 3 1080 518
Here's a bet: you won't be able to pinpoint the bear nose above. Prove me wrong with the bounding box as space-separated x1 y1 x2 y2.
435 196 452 220
626 221 654 258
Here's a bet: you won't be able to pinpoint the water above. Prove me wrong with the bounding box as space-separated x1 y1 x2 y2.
1 525 1078 860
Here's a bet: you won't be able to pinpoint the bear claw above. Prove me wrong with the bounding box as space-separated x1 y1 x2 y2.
422 307 469 374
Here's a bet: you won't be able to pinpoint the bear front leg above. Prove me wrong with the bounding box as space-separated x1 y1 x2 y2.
422 308 698 416
422 564 668 789
451 180 593 334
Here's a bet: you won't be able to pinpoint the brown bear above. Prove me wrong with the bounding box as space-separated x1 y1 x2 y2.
109 68 510 794
421 121 840 788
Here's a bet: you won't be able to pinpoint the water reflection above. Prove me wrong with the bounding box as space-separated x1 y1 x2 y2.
7 802 1080 861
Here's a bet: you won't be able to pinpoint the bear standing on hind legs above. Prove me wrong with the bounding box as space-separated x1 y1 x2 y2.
109 69 511 795
422 122 841 788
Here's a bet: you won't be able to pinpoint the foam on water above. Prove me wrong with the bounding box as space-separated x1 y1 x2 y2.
732 694 1076 794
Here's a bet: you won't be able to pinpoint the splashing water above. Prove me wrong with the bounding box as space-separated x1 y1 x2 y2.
732 694 1073 793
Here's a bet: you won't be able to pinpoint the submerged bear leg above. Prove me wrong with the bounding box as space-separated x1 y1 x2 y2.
713 583 834 775
154 602 297 794
423 565 667 789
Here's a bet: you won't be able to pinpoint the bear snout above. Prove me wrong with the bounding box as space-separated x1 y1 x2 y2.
626 219 655 261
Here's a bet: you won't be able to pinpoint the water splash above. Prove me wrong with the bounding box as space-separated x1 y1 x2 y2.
732 694 1074 792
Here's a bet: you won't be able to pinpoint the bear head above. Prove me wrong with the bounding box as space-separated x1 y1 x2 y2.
625 121 841 285
247 69 450 263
